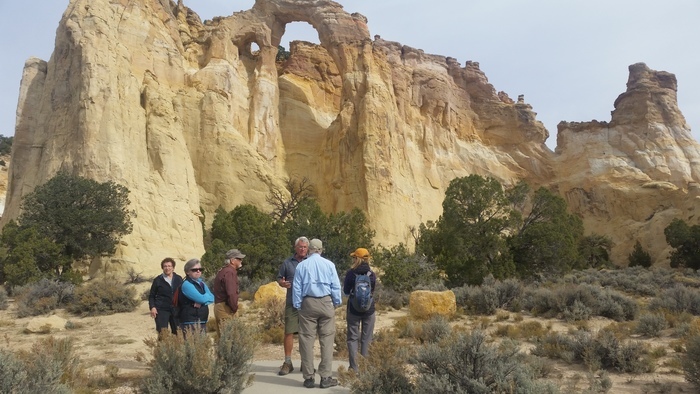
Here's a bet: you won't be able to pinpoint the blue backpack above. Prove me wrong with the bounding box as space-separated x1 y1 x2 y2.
351 272 373 312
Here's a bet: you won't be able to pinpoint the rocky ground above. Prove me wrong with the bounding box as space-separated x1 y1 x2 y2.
0 281 694 393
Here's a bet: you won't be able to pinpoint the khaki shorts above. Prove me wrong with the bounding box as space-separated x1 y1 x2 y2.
284 304 299 334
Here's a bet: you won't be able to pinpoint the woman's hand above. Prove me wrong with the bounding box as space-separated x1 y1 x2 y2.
150 307 157 318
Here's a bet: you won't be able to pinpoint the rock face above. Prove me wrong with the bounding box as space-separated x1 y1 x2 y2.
3 0 699 275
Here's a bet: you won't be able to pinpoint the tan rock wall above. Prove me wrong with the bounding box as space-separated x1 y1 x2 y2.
3 1 700 276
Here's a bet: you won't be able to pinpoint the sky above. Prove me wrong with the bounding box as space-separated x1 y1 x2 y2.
0 0 698 150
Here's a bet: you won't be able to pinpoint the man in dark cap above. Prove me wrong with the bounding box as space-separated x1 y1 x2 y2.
213 248 245 333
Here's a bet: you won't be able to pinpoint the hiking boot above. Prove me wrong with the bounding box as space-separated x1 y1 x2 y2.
320 377 338 389
303 378 315 388
278 361 294 376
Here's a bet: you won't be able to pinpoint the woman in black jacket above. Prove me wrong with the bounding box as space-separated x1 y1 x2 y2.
343 247 377 372
148 257 183 336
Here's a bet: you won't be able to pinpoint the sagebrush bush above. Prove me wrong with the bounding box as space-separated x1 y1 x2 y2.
494 320 548 340
0 336 81 393
373 283 409 310
420 315 451 343
454 276 524 316
342 333 414 393
141 318 256 394
534 330 651 374
682 334 700 389
521 283 637 322
67 279 138 316
14 278 74 317
257 296 285 330
649 284 700 315
635 313 668 337
412 331 559 393
0 286 8 310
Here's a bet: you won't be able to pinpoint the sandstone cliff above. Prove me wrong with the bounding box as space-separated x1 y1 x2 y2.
3 0 698 275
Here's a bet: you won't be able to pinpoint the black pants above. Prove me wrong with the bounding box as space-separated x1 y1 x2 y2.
155 308 178 335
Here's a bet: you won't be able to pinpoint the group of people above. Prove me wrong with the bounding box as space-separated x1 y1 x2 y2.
147 249 246 336
147 237 376 389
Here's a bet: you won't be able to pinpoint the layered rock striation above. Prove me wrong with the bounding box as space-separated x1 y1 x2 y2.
3 0 699 274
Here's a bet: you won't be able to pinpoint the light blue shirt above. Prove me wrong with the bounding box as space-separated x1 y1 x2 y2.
181 278 214 305
292 252 342 309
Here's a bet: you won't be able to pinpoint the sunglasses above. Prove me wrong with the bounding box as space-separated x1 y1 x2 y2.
190 268 204 272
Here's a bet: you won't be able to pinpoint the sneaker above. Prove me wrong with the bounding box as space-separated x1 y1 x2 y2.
278 361 294 376
320 377 338 388
303 378 315 388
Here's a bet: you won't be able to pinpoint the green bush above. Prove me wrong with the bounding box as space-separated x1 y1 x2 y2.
628 240 652 268
67 279 138 316
682 334 700 389
0 336 81 393
141 318 257 394
373 243 442 293
635 313 668 337
14 278 74 317
0 135 12 156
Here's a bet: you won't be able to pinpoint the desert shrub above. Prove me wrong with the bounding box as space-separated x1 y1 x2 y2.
535 330 651 374
649 284 700 315
0 286 7 310
373 283 409 310
522 287 560 318
454 276 524 316
141 318 256 394
393 316 422 340
14 278 74 317
344 333 414 393
597 291 638 321
421 315 451 343
0 349 27 393
125 267 147 284
335 326 348 357
0 336 81 393
521 283 637 321
373 243 442 293
412 331 559 393
494 320 548 341
563 299 592 322
635 313 668 337
258 296 285 330
532 332 578 363
67 279 138 316
462 283 499 315
682 334 700 389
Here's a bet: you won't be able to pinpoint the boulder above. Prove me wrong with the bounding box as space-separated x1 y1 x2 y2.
254 281 286 305
409 290 456 320
25 315 67 333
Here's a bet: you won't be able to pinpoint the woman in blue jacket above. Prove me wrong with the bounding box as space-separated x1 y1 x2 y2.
176 258 214 334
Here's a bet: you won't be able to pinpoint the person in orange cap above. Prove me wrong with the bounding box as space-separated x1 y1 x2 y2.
343 247 377 372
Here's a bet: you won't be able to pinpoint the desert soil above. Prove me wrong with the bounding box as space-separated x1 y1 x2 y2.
0 281 693 393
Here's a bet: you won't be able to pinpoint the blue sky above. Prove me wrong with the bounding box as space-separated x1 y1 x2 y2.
1 0 698 150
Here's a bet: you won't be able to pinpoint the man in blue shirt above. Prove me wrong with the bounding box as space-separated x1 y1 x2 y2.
292 238 342 389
